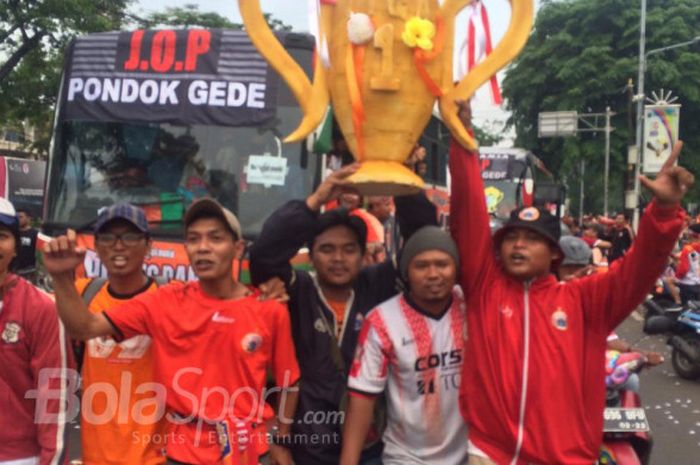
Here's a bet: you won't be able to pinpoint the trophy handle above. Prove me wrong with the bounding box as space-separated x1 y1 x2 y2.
439 0 534 150
238 0 330 142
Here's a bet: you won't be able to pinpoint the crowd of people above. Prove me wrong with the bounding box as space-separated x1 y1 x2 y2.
0 102 696 465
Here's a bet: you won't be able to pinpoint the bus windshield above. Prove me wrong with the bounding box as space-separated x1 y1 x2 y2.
44 29 319 239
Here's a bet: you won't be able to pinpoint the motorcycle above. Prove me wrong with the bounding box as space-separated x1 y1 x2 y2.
599 351 654 465
645 308 700 380
642 279 684 324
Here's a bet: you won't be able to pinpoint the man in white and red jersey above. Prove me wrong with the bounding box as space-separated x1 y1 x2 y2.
43 198 299 465
339 226 467 465
0 198 74 465
449 101 692 465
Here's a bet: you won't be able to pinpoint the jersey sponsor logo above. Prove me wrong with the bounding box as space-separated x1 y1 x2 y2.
1 321 21 344
88 335 151 359
552 308 568 331
212 311 235 324
414 349 462 372
241 333 263 353
354 313 364 331
500 305 514 318
314 318 327 333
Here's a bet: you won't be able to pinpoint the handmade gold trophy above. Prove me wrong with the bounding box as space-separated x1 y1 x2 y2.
240 0 533 195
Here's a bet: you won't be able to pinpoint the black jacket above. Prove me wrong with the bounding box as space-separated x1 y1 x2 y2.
250 194 436 465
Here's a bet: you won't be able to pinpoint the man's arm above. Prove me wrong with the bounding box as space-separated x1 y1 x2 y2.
579 141 692 330
449 101 496 296
42 230 115 340
269 384 298 465
268 302 300 465
342 312 391 465
394 191 438 242
339 394 378 465
250 164 359 287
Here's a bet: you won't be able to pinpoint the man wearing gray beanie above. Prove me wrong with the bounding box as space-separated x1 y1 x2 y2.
341 225 468 465
399 225 460 281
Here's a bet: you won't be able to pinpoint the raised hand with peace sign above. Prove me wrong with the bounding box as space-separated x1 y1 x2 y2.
640 141 695 207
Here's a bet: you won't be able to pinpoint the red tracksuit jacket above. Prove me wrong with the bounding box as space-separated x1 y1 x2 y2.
0 275 74 464
449 141 684 465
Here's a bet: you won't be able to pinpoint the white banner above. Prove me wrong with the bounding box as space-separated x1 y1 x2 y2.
643 104 681 174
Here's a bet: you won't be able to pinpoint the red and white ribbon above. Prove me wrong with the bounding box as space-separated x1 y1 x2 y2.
458 0 502 105
308 0 332 68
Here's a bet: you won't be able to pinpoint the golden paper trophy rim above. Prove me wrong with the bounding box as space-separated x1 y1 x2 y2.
347 160 424 196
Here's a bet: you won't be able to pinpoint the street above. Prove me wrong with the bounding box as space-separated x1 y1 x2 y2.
616 309 700 464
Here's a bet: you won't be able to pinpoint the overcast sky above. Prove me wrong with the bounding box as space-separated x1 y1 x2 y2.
132 0 544 144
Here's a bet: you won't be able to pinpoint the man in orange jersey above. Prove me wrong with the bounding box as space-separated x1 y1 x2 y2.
75 204 168 465
44 198 299 465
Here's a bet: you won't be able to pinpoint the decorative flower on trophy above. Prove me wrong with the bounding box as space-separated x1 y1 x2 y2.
239 0 533 195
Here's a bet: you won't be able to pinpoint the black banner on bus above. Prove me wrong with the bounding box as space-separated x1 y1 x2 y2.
60 29 280 127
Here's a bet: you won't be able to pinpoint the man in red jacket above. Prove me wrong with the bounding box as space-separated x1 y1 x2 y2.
0 198 74 465
450 102 692 465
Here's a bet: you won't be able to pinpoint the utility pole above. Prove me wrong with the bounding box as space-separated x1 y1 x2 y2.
632 0 647 231
603 106 613 217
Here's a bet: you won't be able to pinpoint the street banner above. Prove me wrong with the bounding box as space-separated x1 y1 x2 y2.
643 104 681 174
59 29 285 127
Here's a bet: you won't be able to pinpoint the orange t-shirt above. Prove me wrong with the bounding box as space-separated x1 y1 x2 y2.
76 277 167 465
103 281 300 465
327 299 347 337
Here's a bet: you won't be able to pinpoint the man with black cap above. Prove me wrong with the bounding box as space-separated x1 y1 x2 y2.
250 164 437 465
0 198 74 465
449 101 693 465
340 226 468 465
44 198 300 465
72 203 168 465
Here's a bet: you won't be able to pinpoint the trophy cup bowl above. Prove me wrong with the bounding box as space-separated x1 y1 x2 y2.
239 0 534 196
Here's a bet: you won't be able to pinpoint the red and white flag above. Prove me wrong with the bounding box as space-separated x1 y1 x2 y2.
458 0 502 105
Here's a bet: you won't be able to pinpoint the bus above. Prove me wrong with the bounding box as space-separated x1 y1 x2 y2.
418 115 538 228
43 29 320 280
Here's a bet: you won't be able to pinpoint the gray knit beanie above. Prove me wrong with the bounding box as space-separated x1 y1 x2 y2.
399 226 460 280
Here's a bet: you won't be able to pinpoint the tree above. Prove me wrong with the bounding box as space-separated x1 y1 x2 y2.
0 3 291 156
0 0 131 84
0 0 132 155
135 5 291 31
501 0 700 216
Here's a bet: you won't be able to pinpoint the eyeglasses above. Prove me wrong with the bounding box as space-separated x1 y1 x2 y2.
95 232 147 246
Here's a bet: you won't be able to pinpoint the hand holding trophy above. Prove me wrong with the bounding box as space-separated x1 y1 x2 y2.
239 0 534 195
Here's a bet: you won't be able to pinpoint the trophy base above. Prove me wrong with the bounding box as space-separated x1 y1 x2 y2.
347 161 425 196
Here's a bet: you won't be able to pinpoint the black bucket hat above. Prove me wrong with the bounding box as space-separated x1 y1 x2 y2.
493 206 563 256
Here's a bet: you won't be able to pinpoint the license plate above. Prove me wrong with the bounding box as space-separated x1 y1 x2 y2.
603 407 649 432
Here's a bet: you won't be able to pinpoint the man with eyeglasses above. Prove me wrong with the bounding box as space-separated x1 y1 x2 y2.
43 198 299 465
74 203 168 465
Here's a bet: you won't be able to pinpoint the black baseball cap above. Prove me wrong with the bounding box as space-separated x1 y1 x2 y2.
493 206 563 255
